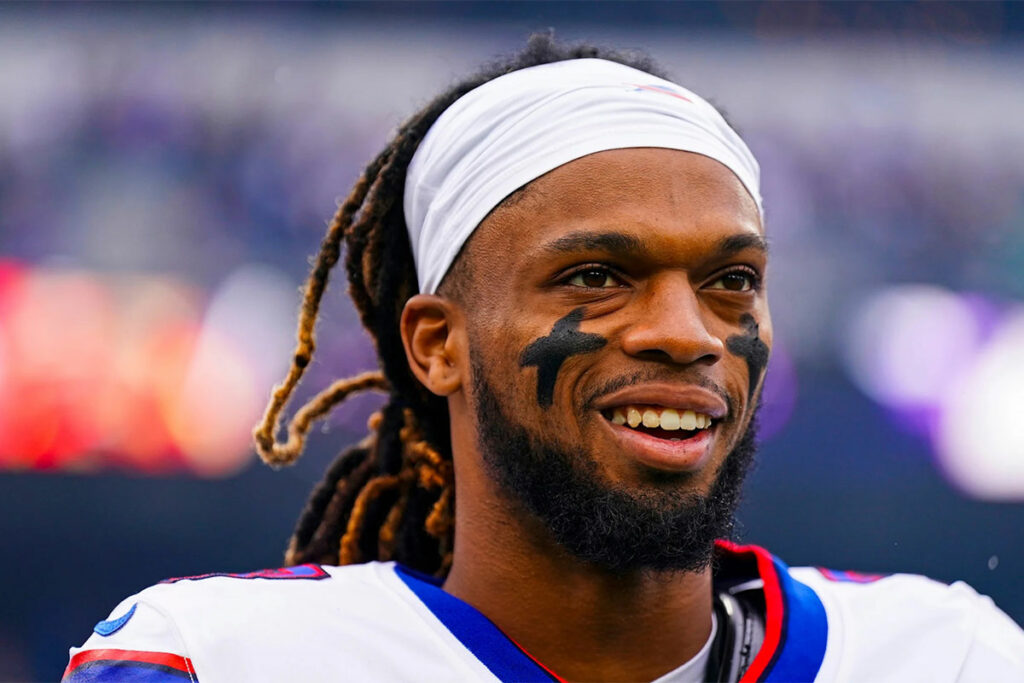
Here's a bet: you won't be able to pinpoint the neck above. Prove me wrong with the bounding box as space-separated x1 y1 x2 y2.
442 463 714 683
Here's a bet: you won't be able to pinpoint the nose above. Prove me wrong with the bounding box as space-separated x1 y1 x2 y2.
619 274 724 366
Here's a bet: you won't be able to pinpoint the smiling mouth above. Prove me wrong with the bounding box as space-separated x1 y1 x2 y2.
600 405 717 442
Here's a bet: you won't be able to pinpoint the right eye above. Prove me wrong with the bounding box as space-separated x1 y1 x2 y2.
567 268 621 289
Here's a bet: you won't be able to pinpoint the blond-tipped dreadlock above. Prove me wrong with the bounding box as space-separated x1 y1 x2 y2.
252 34 669 577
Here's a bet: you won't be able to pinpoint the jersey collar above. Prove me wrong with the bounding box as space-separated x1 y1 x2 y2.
393 564 563 682
715 540 829 682
393 541 827 683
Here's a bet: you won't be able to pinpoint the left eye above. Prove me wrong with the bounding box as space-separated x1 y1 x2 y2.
708 272 756 292
568 268 620 288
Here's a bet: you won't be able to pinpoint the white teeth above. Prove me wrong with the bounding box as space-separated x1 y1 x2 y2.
660 409 681 430
627 407 642 428
608 406 715 433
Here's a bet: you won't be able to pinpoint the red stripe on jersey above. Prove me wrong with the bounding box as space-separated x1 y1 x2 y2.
505 633 569 682
64 648 195 679
715 541 784 683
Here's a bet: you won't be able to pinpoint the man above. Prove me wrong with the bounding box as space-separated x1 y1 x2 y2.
65 36 1024 682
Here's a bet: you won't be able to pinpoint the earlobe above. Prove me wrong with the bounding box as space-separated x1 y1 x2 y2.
400 294 464 396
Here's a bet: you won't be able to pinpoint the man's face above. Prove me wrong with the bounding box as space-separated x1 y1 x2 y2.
455 148 770 570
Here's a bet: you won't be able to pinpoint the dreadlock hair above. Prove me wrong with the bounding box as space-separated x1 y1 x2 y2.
252 33 672 577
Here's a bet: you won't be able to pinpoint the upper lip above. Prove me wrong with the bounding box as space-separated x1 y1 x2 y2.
590 383 729 420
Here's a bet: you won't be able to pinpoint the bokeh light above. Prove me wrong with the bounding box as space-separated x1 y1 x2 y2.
0 261 295 477
841 284 1024 500
840 285 983 413
936 310 1024 500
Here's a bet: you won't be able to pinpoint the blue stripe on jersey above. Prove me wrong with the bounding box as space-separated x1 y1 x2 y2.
394 565 557 682
64 660 193 682
763 557 828 682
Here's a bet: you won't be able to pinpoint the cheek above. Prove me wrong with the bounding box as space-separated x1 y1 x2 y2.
468 324 540 407
519 308 607 409
470 333 518 385
724 313 769 403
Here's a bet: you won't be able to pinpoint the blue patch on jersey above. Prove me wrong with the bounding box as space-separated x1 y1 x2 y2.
93 603 137 637
160 563 329 584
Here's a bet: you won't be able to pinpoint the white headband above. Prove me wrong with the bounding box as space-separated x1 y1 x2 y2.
404 58 762 294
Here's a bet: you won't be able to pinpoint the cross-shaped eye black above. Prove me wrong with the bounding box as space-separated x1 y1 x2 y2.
519 308 607 408
725 313 769 402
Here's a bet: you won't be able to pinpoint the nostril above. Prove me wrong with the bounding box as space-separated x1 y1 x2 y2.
633 348 676 363
632 347 720 367
620 317 725 367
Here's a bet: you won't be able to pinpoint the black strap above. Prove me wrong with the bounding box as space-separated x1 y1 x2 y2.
706 582 766 683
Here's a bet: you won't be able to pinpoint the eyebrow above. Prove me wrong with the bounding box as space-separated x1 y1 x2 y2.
714 233 769 258
539 230 768 260
540 231 647 256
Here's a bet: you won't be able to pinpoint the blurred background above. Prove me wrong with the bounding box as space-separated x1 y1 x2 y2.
2 2 1023 679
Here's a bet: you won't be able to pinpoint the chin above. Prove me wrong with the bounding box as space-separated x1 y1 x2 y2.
471 357 760 573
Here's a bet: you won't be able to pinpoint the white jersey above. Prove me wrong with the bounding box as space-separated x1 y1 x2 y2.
64 543 1024 682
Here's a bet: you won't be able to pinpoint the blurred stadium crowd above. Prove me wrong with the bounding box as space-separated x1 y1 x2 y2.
2 5 1022 492
0 3 1022 679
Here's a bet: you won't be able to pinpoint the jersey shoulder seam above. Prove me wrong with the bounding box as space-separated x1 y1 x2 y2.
134 596 199 683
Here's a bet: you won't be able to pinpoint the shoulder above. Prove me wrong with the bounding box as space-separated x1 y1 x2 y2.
131 561 381 609
789 565 1024 681
64 562 436 682
103 561 394 634
793 563 988 614
791 563 1009 627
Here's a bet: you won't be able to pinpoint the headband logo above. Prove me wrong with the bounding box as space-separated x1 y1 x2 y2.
627 83 693 103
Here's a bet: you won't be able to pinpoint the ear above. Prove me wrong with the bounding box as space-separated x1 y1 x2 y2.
400 294 465 396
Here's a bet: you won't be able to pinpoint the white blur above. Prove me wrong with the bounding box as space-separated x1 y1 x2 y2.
937 311 1024 500
843 284 1024 500
841 285 982 409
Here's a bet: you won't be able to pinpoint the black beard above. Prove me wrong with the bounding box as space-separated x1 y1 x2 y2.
471 357 758 574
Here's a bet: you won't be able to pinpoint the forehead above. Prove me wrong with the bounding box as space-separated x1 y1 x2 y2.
470 148 763 266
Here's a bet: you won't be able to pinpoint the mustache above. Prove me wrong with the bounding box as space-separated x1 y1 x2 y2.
582 370 735 418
